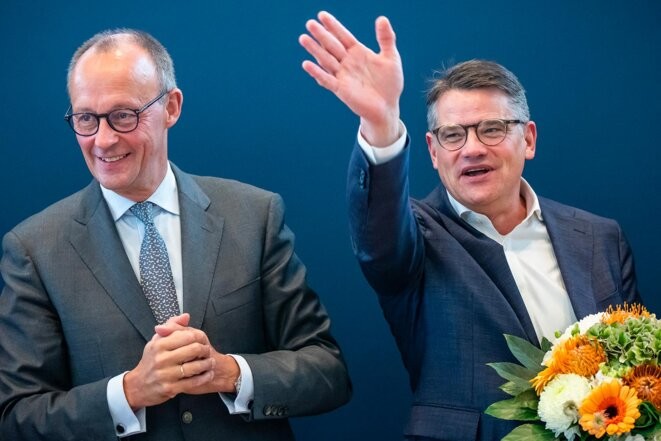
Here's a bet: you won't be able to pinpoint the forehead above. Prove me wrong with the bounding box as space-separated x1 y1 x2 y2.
69 43 158 104
436 88 513 124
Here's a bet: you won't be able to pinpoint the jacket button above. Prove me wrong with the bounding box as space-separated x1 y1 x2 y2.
181 411 193 424
263 405 272 416
359 170 366 188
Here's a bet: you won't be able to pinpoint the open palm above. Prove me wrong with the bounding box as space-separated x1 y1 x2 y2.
300 12 404 145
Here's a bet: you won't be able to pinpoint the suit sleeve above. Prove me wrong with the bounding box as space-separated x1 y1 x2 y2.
617 225 642 305
346 139 425 296
0 230 117 441
240 193 352 420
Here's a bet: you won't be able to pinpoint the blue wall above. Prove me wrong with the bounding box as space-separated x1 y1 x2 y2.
1 1 659 439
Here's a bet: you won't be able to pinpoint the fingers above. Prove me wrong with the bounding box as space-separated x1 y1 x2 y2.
317 11 359 50
154 313 190 337
299 25 342 76
300 59 338 92
305 18 347 66
178 356 215 380
169 313 191 327
298 11 362 92
375 16 398 58
299 10 364 76
154 327 210 351
302 11 359 65
179 368 215 390
125 322 222 409
168 339 211 366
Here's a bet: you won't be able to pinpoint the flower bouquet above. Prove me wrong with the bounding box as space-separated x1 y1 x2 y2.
486 304 660 440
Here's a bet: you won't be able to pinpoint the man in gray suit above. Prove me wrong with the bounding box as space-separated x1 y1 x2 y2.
0 29 351 440
299 12 642 440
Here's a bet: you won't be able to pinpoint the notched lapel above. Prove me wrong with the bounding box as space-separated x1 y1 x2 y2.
68 183 157 342
447 220 539 344
174 167 224 330
423 187 539 344
542 202 596 319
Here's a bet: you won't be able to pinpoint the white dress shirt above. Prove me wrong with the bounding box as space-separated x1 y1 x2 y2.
357 124 577 343
101 164 254 437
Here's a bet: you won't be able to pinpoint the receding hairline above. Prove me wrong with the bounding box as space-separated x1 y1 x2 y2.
66 29 176 97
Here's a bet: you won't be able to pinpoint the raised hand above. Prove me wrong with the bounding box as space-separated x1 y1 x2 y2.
299 11 404 146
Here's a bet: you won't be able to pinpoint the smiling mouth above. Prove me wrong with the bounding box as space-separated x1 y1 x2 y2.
463 167 490 177
99 153 129 163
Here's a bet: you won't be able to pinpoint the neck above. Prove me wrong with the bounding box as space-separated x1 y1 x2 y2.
485 194 527 235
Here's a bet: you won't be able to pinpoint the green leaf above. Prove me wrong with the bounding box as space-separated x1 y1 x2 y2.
540 337 553 352
513 388 539 407
635 401 661 429
485 401 539 421
635 421 661 438
501 423 557 441
484 390 540 421
487 362 538 382
500 379 533 396
504 334 546 372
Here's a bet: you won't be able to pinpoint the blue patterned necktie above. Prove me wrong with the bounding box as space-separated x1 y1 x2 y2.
130 201 180 324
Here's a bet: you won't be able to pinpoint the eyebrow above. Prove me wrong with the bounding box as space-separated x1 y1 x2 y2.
71 102 141 113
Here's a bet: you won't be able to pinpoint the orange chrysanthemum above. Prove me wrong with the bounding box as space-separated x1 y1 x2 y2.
579 380 641 438
623 365 661 411
602 303 650 325
532 335 606 394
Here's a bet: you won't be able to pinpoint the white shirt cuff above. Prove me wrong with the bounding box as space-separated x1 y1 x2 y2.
107 372 146 437
219 354 254 414
357 121 408 165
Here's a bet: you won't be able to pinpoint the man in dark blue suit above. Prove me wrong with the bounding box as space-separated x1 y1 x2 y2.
299 12 643 440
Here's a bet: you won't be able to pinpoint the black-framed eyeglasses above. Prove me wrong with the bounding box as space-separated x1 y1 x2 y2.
431 119 525 151
64 89 169 136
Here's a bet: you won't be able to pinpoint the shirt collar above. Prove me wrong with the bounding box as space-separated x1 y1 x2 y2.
447 177 543 226
101 163 180 221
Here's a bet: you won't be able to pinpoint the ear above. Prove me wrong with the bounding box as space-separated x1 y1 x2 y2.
523 120 537 160
426 132 440 170
164 88 183 128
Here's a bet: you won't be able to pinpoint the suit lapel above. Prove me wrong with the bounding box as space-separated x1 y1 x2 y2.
425 187 539 344
540 199 596 319
68 182 156 341
172 166 224 330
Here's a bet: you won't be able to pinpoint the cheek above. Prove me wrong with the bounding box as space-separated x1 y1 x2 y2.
131 127 159 153
435 153 457 177
436 161 455 187
77 137 95 156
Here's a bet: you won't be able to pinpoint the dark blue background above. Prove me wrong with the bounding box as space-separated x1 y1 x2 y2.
1 1 659 439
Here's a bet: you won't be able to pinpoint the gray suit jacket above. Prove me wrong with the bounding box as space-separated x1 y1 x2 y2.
0 164 351 440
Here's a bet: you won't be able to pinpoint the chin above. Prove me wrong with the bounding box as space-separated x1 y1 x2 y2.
96 174 128 191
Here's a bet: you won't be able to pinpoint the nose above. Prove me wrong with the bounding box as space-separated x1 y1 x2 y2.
461 127 488 157
94 117 118 148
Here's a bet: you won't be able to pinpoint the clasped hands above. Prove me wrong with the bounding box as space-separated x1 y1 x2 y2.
123 313 240 410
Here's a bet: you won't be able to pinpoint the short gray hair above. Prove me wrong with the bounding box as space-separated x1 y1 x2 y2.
426 60 529 130
67 28 176 97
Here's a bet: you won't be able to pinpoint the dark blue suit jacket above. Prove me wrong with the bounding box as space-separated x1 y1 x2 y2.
347 142 641 440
